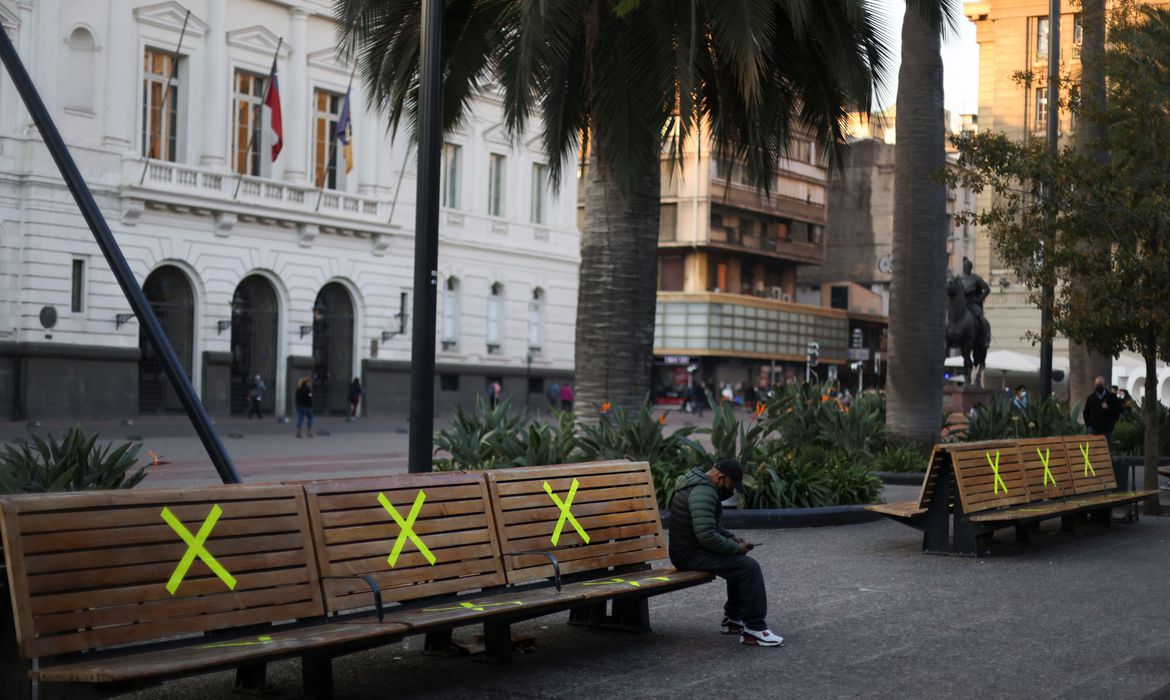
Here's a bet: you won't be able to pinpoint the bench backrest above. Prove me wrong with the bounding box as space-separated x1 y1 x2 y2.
484 461 665 585
0 485 323 659
302 472 506 614
937 434 1116 514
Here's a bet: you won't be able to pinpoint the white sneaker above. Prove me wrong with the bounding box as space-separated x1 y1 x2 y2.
741 628 784 647
720 616 745 635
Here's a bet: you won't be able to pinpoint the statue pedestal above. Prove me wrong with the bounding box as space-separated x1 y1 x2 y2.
943 384 995 416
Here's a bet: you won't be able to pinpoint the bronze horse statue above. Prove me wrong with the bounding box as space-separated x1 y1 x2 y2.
946 276 990 387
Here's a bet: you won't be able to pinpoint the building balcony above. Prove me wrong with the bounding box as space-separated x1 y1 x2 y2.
121 158 400 246
665 223 825 265
653 291 849 363
708 178 826 224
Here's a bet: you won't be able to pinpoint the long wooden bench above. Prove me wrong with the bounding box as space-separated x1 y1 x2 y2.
1 463 711 698
0 484 375 699
868 435 1158 555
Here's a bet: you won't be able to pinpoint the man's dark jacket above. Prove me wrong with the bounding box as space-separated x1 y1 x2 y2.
1083 390 1123 432
668 468 740 560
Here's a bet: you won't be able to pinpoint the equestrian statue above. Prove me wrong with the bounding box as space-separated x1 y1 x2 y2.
946 257 991 387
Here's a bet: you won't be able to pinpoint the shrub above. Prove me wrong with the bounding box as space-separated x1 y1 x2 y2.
1112 401 1170 457
964 395 1082 442
0 428 146 493
874 443 932 473
432 397 529 471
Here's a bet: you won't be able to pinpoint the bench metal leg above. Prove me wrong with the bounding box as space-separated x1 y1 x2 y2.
1 593 32 700
482 621 513 664
610 597 652 634
233 663 269 695
301 652 333 699
568 601 607 628
1087 507 1112 526
1061 515 1076 534
922 460 956 554
423 630 459 657
1014 524 1032 544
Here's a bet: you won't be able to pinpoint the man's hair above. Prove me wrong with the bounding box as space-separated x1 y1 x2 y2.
1016 384 1026 392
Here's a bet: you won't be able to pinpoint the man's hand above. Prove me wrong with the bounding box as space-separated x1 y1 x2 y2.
738 541 754 554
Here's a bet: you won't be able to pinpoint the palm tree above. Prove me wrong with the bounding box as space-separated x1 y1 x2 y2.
337 0 890 415
886 0 958 446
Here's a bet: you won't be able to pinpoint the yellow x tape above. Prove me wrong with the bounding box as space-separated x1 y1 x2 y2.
161 504 237 595
199 635 273 649
544 478 590 546
986 450 1008 494
582 576 671 588
1079 442 1096 477
1037 447 1056 488
421 601 524 613
378 491 436 568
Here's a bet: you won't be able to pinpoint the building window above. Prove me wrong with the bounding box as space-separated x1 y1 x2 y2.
488 154 505 216
142 48 181 161
313 89 344 189
65 27 97 115
1036 17 1049 61
440 374 459 392
659 256 685 291
70 259 86 313
659 203 677 242
1035 87 1048 130
441 277 460 350
441 143 461 208
531 163 548 224
1073 14 1083 56
232 70 266 176
528 288 544 353
487 282 503 353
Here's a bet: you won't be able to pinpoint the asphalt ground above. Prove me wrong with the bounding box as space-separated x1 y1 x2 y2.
108 512 1170 700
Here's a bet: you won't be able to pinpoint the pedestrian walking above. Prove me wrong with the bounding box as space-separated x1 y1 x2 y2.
488 381 503 409
247 374 266 419
1083 376 1123 445
692 377 707 417
347 377 363 418
295 377 314 438
1012 385 1028 412
668 458 783 647
547 381 560 411
560 383 574 412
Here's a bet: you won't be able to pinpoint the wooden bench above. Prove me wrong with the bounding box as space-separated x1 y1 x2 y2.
484 460 714 637
0 484 373 699
868 435 1158 555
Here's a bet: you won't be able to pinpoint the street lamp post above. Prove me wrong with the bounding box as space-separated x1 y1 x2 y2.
1039 0 1059 399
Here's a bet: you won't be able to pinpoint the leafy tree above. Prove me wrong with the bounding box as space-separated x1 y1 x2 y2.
947 5 1170 512
335 0 889 417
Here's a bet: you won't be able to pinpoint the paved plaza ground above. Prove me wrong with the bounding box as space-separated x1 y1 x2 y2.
6 416 1170 698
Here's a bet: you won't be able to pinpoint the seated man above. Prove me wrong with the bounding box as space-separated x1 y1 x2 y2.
668 458 783 647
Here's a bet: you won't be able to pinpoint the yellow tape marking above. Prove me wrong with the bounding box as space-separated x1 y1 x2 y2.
582 576 671 588
199 635 273 649
544 478 590 546
161 504 237 595
378 490 436 567
1037 447 1056 488
986 451 1008 494
421 601 524 613
1079 442 1096 477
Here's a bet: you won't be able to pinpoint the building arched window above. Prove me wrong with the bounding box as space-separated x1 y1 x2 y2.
65 27 97 115
487 282 503 354
528 288 544 354
441 277 460 350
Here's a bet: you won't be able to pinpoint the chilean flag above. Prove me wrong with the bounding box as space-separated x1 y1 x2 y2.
263 57 283 161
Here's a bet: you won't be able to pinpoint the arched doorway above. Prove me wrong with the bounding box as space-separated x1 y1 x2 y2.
138 266 194 414
230 275 279 415
312 283 354 415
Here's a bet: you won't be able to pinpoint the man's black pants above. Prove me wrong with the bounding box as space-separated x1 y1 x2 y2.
671 550 768 630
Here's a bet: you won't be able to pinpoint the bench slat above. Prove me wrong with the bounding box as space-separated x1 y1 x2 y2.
967 489 1158 522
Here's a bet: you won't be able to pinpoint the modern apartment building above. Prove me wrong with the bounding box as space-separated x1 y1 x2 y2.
0 0 579 420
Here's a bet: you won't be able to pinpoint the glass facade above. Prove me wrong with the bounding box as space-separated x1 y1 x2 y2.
653 296 848 360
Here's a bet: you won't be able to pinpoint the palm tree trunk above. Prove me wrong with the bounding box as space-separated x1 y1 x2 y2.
574 131 661 419
887 7 948 447
1069 0 1111 410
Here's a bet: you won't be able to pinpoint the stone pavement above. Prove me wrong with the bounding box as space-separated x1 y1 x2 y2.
120 514 1170 699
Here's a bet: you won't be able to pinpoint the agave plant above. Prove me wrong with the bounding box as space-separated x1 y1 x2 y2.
432 396 528 470
0 428 146 494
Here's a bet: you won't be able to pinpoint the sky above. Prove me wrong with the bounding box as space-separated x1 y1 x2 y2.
870 1 981 119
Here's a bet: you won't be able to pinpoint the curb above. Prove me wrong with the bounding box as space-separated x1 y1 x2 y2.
875 471 925 486
660 505 882 530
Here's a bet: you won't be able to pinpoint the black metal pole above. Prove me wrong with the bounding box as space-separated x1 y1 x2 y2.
1039 0 1059 399
0 24 241 484
407 0 445 473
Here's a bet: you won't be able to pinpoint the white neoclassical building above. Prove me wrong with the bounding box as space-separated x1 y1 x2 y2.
0 0 580 420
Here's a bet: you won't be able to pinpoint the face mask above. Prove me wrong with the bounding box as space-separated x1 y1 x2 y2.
718 486 735 501
1096 385 1106 395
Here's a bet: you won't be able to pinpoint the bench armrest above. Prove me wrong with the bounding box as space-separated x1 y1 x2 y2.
513 550 561 591
323 574 384 622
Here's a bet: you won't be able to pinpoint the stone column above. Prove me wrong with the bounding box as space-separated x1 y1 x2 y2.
199 0 227 168
102 1 135 150
283 7 309 183
357 81 378 195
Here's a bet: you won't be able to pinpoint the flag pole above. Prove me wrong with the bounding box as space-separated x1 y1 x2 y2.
139 10 191 185
314 68 356 213
233 37 282 200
